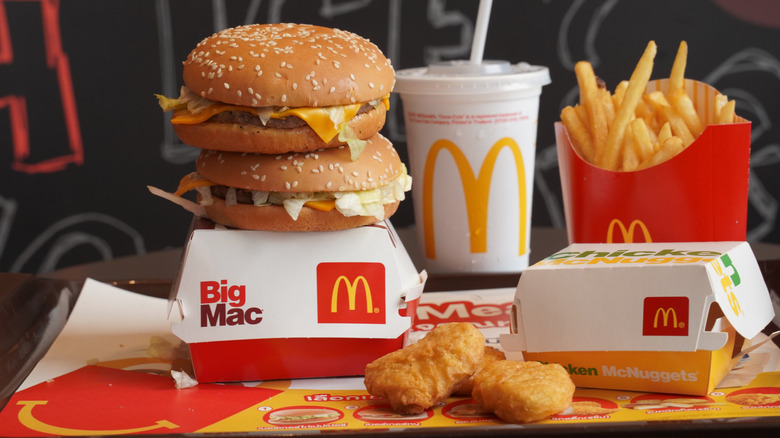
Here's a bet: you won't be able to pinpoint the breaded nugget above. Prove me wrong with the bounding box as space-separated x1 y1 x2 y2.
472 360 575 423
451 346 506 396
364 322 485 414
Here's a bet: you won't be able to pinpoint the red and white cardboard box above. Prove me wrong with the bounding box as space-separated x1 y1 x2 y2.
556 79 751 244
501 241 776 395
169 219 426 383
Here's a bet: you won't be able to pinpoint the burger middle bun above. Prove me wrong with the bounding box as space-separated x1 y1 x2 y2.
196 133 401 193
203 196 400 232
172 103 386 154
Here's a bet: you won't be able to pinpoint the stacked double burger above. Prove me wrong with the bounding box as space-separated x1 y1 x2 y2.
151 23 410 231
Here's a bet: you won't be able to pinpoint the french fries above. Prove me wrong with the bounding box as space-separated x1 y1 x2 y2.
561 41 739 171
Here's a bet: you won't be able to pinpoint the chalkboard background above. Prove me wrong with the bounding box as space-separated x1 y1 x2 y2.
2 0 780 274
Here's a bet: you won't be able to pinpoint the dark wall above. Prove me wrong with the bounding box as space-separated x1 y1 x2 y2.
2 0 780 273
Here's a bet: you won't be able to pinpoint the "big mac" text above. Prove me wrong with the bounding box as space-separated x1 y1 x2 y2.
200 280 262 327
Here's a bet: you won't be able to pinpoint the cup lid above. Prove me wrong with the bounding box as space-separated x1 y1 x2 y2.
394 60 550 95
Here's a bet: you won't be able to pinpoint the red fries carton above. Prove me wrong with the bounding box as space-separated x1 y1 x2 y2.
501 242 776 395
556 79 751 244
168 218 426 383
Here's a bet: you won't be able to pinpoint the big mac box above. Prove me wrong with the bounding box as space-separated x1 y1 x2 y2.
557 41 751 244
168 217 425 383
150 24 426 382
500 242 777 395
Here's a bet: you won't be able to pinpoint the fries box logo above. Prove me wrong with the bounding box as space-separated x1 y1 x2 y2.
642 296 688 336
607 219 652 243
423 138 527 258
200 280 262 327
316 262 385 324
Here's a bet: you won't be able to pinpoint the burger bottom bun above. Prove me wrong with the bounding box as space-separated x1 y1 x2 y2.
173 106 386 154
203 198 400 231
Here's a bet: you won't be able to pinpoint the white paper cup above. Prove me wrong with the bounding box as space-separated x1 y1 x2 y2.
395 61 550 273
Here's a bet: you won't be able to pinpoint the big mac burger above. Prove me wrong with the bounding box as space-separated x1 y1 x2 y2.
151 23 411 231
267 408 341 425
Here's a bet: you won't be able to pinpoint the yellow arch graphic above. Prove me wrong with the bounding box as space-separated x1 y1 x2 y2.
331 275 372 313
606 219 652 243
16 400 178 436
422 138 527 259
653 307 679 328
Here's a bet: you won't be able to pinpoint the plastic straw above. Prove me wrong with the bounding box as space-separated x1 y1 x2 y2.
469 0 493 64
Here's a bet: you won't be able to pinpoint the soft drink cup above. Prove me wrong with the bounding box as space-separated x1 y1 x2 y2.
395 61 550 273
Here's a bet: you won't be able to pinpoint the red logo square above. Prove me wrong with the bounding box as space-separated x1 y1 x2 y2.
643 296 689 336
316 262 385 324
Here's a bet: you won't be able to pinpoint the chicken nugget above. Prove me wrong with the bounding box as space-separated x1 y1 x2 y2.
451 346 506 396
364 322 485 414
473 360 575 423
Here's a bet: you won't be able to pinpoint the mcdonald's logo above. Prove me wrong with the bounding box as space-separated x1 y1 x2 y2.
606 219 652 243
422 138 527 258
653 307 678 328
642 296 688 336
316 262 385 324
331 275 372 313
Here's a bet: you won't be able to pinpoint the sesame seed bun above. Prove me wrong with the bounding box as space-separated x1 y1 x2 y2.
196 133 402 192
172 103 385 154
183 23 394 108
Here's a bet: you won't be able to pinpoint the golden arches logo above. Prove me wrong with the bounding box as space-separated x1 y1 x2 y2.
422 138 527 258
653 307 679 328
606 219 652 243
643 296 688 336
331 275 373 313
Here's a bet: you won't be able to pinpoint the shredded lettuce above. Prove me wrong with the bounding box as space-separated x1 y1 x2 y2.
251 191 270 206
335 96 385 161
273 192 331 220
155 93 186 112
338 125 367 161
156 86 218 114
195 186 214 206
324 106 346 130
333 165 411 220
282 198 308 220
257 165 410 221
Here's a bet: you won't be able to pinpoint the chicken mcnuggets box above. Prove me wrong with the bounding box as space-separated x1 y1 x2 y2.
556 79 751 244
500 242 776 395
168 218 426 383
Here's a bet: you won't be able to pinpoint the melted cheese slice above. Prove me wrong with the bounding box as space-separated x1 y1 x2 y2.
175 172 216 196
302 200 336 211
169 96 389 144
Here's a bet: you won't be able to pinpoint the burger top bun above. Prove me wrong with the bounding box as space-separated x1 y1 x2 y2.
196 133 402 193
182 23 395 108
